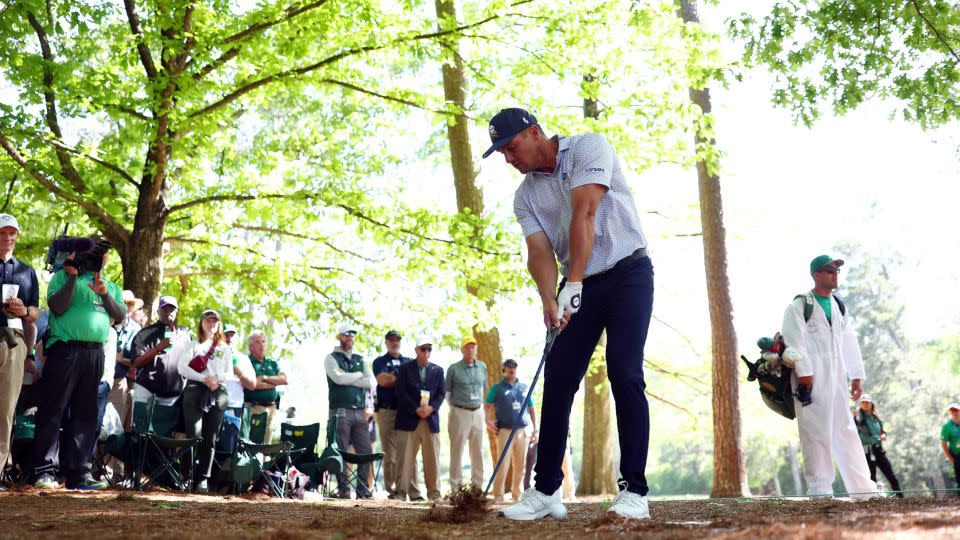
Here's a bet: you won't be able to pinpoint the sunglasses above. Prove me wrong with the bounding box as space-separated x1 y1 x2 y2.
419 346 433 352
817 267 840 275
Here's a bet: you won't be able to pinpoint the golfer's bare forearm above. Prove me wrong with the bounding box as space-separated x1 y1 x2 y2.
525 233 559 301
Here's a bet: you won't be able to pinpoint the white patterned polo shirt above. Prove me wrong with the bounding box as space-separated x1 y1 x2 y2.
513 133 647 278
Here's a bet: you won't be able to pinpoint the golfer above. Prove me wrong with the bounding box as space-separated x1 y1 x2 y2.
483 108 654 520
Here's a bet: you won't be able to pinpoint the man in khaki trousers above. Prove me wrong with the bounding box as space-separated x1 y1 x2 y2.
485 359 538 502
396 337 445 502
372 331 422 500
0 214 40 489
446 336 488 492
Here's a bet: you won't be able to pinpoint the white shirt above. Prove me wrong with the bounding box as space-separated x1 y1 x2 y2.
513 133 647 278
225 350 255 408
101 326 118 384
176 339 232 385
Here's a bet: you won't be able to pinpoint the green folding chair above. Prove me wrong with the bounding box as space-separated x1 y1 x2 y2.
319 416 383 497
131 397 201 491
248 411 268 444
232 408 293 497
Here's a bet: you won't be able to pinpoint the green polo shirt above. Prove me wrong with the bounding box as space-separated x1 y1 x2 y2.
244 355 282 404
445 359 488 408
814 294 832 323
942 420 960 454
46 269 122 348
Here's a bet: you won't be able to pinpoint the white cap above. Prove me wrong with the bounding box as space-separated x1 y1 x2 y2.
949 402 960 411
416 336 434 347
0 214 20 232
337 323 358 336
859 394 873 404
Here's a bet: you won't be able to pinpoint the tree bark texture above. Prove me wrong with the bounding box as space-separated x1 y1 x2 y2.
677 0 749 498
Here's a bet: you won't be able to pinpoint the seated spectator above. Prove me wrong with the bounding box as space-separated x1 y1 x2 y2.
395 336 445 502
130 296 185 408
176 310 230 493
243 331 287 443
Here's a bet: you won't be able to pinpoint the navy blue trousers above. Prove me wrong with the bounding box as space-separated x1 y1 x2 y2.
534 256 654 496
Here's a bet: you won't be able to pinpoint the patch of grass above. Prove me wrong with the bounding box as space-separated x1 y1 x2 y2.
151 501 184 510
600 499 614 512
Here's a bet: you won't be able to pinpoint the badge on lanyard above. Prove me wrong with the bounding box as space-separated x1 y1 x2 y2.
512 401 521 411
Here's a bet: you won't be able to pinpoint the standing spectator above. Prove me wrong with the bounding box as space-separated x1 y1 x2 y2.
105 290 142 483
0 214 39 490
130 297 184 408
222 325 255 415
855 395 902 497
32 238 125 490
325 324 373 499
372 330 421 500
177 310 231 493
446 336 488 492
396 337 445 502
940 402 960 497
244 330 287 443
485 359 538 502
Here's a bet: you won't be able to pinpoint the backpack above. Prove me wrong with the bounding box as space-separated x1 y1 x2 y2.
794 292 846 323
215 413 241 454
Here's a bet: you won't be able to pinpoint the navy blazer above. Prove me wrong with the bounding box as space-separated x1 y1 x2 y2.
395 360 445 433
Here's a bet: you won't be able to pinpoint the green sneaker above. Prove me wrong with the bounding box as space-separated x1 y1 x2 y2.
34 474 59 490
67 474 108 491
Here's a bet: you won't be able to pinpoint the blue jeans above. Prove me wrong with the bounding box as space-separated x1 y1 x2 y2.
534 256 654 496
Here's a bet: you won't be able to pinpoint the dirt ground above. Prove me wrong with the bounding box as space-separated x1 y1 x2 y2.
1 488 959 539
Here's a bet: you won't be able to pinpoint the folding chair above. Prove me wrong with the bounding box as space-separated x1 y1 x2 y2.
318 416 383 497
6 412 35 484
231 409 293 497
280 422 320 468
131 397 201 491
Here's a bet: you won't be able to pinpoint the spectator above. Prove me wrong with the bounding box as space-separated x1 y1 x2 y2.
31 237 124 490
485 359 538 503
396 336 445 502
445 336 488 492
0 214 40 491
855 395 902 497
130 296 184 408
243 330 287 443
372 330 421 500
222 325 255 415
940 402 960 497
177 310 231 493
105 290 142 482
325 323 373 499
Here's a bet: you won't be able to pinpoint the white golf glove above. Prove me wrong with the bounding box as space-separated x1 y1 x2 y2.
556 281 583 320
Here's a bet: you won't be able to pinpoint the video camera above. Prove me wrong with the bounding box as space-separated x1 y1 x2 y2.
45 235 113 274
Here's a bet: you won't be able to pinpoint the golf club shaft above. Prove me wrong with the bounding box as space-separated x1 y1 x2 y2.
484 327 558 496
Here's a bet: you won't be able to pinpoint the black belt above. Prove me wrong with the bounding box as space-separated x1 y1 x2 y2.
64 340 104 350
586 247 648 282
454 405 481 411
378 406 397 411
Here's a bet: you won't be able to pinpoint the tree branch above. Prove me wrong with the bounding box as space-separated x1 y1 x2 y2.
224 0 333 44
645 390 699 423
321 78 453 116
124 0 158 78
26 11 87 195
235 224 382 263
188 0 534 119
0 174 17 213
0 132 130 243
192 47 241 81
166 191 313 214
910 0 960 63
295 278 368 327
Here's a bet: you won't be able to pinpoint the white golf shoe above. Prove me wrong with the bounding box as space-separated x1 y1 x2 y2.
499 487 567 521
607 489 650 519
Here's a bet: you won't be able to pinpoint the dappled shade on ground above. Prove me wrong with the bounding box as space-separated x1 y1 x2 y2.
2 488 959 538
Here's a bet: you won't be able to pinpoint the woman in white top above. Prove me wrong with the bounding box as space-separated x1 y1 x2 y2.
176 309 230 493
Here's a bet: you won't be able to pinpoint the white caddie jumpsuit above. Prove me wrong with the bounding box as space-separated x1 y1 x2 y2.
781 292 878 497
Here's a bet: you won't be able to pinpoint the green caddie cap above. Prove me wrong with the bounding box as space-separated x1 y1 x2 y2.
810 254 844 276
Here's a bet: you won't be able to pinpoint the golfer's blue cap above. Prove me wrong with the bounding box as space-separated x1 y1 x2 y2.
482 108 539 158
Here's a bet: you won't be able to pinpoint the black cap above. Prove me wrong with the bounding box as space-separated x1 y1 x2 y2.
502 359 518 368
385 330 401 340
482 108 539 158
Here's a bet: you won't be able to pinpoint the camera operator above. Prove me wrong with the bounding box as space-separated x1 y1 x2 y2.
0 214 39 491
31 237 124 490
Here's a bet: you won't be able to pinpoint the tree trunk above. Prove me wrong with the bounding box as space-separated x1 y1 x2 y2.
677 0 749 498
433 0 505 464
579 332 617 495
577 79 616 496
123 195 168 314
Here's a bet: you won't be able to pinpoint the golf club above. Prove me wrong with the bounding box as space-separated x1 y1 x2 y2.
484 326 559 496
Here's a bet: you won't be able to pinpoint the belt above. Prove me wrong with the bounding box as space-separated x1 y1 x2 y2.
585 247 648 282
454 405 481 411
378 406 397 411
64 340 104 350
